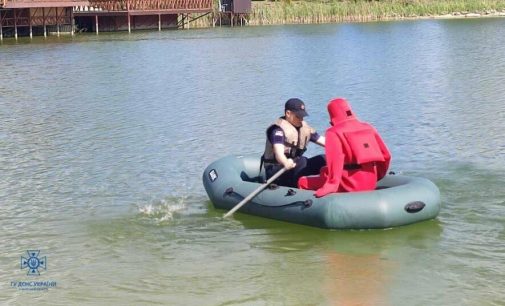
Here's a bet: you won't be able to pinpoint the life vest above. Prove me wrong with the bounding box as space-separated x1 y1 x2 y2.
262 117 314 164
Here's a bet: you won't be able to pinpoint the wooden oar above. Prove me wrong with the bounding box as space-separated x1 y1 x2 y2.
223 167 287 218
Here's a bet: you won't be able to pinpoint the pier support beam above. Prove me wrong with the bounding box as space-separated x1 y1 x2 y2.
180 14 185 29
13 9 18 40
29 10 33 39
56 8 60 36
1 25 3 42
128 14 131 33
158 14 161 31
95 14 98 34
71 11 75 36
43 8 47 37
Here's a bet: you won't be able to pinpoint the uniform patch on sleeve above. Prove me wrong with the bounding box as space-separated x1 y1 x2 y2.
270 128 285 144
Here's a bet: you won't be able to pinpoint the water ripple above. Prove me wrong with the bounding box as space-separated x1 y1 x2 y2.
2 19 505 305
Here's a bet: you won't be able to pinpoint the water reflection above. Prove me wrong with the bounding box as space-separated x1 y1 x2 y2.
324 252 390 306
232 213 442 305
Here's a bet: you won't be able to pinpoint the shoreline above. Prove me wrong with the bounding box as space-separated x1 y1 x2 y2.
244 1 505 26
245 11 505 26
182 0 505 28
2 1 505 39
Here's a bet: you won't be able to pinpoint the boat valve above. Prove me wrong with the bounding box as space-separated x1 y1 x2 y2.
224 187 234 196
304 200 313 208
267 183 279 190
286 189 296 196
404 201 425 213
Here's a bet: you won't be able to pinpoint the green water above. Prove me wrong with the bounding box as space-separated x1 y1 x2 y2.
1 19 505 305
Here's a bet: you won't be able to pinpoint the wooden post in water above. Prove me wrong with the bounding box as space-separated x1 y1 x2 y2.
29 9 33 39
43 8 47 37
128 13 131 33
158 14 161 31
57 8 60 37
0 10 3 41
56 8 60 36
14 10 18 40
71 10 75 36
95 14 98 34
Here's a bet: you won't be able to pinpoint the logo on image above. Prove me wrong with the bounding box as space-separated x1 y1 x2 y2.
21 250 47 276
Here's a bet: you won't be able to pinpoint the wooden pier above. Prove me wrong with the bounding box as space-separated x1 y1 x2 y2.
215 0 250 27
1 0 249 39
74 0 213 33
1 0 88 39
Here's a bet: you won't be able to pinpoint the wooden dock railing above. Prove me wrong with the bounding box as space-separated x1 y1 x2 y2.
1 0 211 10
87 0 212 11
2 0 89 8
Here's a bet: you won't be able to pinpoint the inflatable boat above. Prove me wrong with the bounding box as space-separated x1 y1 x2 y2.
203 155 441 229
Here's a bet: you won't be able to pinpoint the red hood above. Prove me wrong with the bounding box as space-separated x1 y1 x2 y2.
328 98 356 126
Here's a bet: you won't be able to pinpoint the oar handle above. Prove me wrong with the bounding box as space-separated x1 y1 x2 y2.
223 167 287 218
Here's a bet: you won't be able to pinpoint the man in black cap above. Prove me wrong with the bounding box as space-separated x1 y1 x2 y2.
261 98 326 188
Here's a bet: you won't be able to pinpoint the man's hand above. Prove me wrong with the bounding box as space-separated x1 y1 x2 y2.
273 144 296 170
283 158 297 170
315 135 326 147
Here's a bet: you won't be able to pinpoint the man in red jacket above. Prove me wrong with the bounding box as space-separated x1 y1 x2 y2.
298 98 391 197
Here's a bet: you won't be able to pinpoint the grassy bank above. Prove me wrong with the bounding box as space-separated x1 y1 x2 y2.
248 0 505 25
186 0 505 28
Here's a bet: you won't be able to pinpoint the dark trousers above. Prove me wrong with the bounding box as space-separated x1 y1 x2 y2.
265 154 326 188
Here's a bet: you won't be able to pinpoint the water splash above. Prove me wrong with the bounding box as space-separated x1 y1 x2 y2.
137 195 187 223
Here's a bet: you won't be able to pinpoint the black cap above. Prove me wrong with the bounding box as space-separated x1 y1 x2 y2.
285 98 308 118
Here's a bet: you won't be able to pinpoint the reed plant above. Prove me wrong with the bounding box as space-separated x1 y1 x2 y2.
186 0 505 28
249 0 505 25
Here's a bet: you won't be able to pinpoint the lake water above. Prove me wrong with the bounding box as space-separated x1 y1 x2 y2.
1 18 505 305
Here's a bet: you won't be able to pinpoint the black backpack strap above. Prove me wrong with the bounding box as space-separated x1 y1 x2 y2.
259 155 266 183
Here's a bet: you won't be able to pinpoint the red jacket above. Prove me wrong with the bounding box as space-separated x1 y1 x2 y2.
298 98 391 197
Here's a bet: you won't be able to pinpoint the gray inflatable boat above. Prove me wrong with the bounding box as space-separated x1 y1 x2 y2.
203 155 441 229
